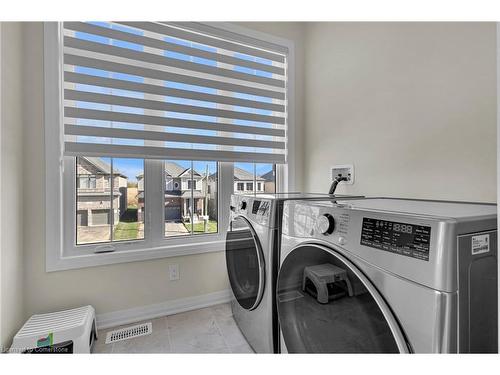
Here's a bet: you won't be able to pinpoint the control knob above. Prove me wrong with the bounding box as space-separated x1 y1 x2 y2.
240 201 247 210
317 214 335 235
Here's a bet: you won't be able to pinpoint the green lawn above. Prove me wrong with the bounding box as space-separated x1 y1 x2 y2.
114 208 140 241
114 221 139 241
184 220 218 234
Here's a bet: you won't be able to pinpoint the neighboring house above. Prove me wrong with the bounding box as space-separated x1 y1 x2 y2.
76 157 128 227
208 166 265 201
232 167 265 194
261 169 276 193
137 161 210 223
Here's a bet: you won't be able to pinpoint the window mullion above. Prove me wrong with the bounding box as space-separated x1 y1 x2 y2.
110 158 114 241
219 161 233 235
63 157 81 254
253 163 256 195
145 159 164 247
188 161 192 234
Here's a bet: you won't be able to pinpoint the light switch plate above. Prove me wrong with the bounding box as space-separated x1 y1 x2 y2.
331 164 354 185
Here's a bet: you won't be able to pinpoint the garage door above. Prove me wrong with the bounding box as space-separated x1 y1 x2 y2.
77 210 88 226
92 209 110 226
165 205 181 221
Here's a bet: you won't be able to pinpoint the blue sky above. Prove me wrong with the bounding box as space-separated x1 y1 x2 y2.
72 22 278 182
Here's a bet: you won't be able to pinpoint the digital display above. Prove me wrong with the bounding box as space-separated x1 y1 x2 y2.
360 218 431 261
393 223 413 234
252 200 261 214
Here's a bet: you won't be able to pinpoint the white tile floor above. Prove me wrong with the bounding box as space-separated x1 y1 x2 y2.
93 303 254 354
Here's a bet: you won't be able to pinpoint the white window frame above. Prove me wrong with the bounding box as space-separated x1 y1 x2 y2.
44 22 295 272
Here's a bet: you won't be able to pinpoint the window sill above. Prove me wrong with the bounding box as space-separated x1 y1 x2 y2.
46 237 226 272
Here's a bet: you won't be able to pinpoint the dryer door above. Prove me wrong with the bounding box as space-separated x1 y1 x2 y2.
277 243 409 353
226 216 265 311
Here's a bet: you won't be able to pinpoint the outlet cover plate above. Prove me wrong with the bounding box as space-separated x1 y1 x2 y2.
169 264 179 281
331 164 354 185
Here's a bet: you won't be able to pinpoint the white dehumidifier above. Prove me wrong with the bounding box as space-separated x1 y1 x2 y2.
10 305 97 353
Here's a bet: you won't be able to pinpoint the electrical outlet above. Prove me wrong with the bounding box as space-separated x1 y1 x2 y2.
169 264 179 281
331 164 354 185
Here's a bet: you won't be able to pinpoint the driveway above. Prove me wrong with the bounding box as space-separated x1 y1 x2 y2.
165 222 190 237
77 225 111 244
78 222 189 242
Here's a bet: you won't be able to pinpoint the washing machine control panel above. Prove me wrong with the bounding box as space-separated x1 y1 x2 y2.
317 214 335 234
231 196 272 228
251 200 270 216
360 218 431 261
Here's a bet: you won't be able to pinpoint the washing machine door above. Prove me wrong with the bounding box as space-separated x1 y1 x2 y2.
225 215 265 311
277 243 409 353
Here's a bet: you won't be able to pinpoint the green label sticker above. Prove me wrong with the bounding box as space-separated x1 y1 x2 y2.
37 333 53 347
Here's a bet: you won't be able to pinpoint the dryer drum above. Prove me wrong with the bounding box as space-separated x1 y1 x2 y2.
303 279 348 303
277 244 409 353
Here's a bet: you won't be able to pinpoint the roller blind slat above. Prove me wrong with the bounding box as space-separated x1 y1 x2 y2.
64 22 285 75
120 21 286 62
65 124 285 150
65 143 286 163
64 72 285 112
62 22 288 163
64 54 285 99
64 107 285 137
64 36 285 88
65 89 285 124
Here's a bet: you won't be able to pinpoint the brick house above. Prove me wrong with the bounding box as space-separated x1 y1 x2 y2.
76 157 128 227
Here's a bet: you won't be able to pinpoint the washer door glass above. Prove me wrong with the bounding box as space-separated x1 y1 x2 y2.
277 244 408 353
226 216 265 311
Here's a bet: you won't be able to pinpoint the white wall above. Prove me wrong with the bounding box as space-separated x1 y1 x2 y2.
303 23 497 202
0 22 24 349
21 22 305 322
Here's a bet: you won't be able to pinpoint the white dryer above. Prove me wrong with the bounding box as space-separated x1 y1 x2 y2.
277 198 497 353
225 193 363 353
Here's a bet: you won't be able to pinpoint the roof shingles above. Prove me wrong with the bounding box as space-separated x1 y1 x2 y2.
137 161 203 179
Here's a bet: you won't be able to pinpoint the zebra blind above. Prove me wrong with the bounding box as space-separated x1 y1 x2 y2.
62 22 288 163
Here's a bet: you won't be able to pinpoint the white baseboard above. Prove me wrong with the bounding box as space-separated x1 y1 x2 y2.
96 289 233 330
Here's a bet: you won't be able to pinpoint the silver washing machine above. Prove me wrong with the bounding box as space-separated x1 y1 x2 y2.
277 198 497 353
225 193 363 353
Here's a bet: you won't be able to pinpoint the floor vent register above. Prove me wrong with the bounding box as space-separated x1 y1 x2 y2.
105 322 152 344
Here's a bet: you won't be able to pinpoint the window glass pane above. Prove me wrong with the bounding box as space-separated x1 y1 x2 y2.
76 157 145 245
234 163 277 194
164 160 218 237
234 162 254 194
76 157 112 244
164 160 190 237
113 158 145 242
256 163 275 193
